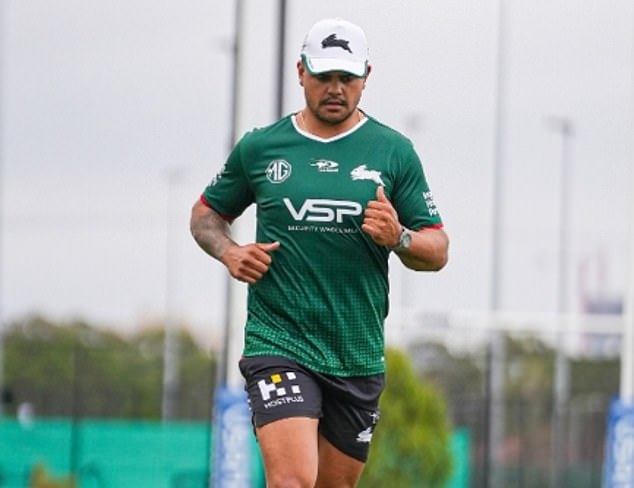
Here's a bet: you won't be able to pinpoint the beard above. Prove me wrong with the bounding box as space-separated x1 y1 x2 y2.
309 97 359 126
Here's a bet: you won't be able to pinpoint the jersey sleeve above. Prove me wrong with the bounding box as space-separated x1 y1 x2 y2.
201 135 255 219
391 143 443 230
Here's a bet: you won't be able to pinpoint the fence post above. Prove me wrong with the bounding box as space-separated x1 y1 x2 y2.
210 386 253 488
603 397 634 487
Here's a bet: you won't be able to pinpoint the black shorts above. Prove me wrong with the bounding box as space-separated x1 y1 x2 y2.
239 355 385 462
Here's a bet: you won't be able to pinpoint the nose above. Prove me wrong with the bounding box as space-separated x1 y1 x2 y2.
326 79 344 94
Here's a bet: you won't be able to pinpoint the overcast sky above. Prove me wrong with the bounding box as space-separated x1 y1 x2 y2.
1 1 633 346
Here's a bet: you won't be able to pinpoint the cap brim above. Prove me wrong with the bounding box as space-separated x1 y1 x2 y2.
303 55 367 77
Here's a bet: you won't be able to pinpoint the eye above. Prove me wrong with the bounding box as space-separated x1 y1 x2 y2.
316 74 331 83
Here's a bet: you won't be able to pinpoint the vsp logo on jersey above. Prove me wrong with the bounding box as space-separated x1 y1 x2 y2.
283 198 362 223
258 372 304 409
266 159 292 183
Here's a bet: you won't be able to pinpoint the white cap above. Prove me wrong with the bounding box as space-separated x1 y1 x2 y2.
300 18 369 77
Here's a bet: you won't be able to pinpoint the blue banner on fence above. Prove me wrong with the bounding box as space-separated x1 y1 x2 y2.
603 397 634 488
212 386 254 488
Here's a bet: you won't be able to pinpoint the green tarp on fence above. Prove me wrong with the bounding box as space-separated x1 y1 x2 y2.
0 419 468 488
0 418 262 488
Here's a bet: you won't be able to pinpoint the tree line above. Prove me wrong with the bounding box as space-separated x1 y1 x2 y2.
2 315 216 420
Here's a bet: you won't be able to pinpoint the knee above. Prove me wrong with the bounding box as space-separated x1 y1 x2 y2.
266 472 316 488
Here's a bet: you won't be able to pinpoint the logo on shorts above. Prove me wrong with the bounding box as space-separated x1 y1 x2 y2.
257 372 304 409
356 427 373 443
356 410 380 443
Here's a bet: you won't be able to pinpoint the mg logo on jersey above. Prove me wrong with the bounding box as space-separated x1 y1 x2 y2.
266 159 292 183
283 198 362 223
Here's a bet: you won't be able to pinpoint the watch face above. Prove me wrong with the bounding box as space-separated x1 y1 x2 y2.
400 229 412 249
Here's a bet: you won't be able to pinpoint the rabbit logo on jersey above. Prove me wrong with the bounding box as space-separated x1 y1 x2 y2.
257 372 304 409
350 164 385 186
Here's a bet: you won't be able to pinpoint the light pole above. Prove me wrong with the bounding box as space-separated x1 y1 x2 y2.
621 31 634 404
162 167 187 421
210 3 257 487
623 145 634 405
0 0 7 420
545 116 574 487
487 0 509 485
602 80 634 488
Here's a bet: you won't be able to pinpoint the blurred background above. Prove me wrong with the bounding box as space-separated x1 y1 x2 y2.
0 1 632 487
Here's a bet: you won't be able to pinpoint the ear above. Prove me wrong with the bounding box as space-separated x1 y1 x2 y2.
297 60 305 86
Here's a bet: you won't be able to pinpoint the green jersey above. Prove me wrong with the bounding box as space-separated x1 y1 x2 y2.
202 113 442 376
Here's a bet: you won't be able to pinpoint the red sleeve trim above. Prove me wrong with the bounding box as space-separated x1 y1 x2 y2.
199 194 235 223
199 194 212 207
417 223 444 230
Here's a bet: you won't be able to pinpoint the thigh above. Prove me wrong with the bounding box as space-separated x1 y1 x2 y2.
315 434 365 488
240 356 324 487
257 417 320 488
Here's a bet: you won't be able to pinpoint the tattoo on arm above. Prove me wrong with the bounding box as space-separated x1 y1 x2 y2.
190 203 236 260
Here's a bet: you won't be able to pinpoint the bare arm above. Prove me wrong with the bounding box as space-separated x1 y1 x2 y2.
190 199 236 260
393 227 449 271
190 199 280 284
361 186 449 271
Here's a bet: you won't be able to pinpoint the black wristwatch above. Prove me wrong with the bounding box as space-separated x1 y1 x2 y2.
391 227 412 252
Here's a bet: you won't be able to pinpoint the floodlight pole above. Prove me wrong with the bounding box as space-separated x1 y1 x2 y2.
622 26 634 405
220 0 248 391
603 38 634 487
0 0 6 419
275 0 287 119
545 116 574 488
486 0 508 486
218 0 243 387
622 127 634 405
162 167 186 421
220 0 286 389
